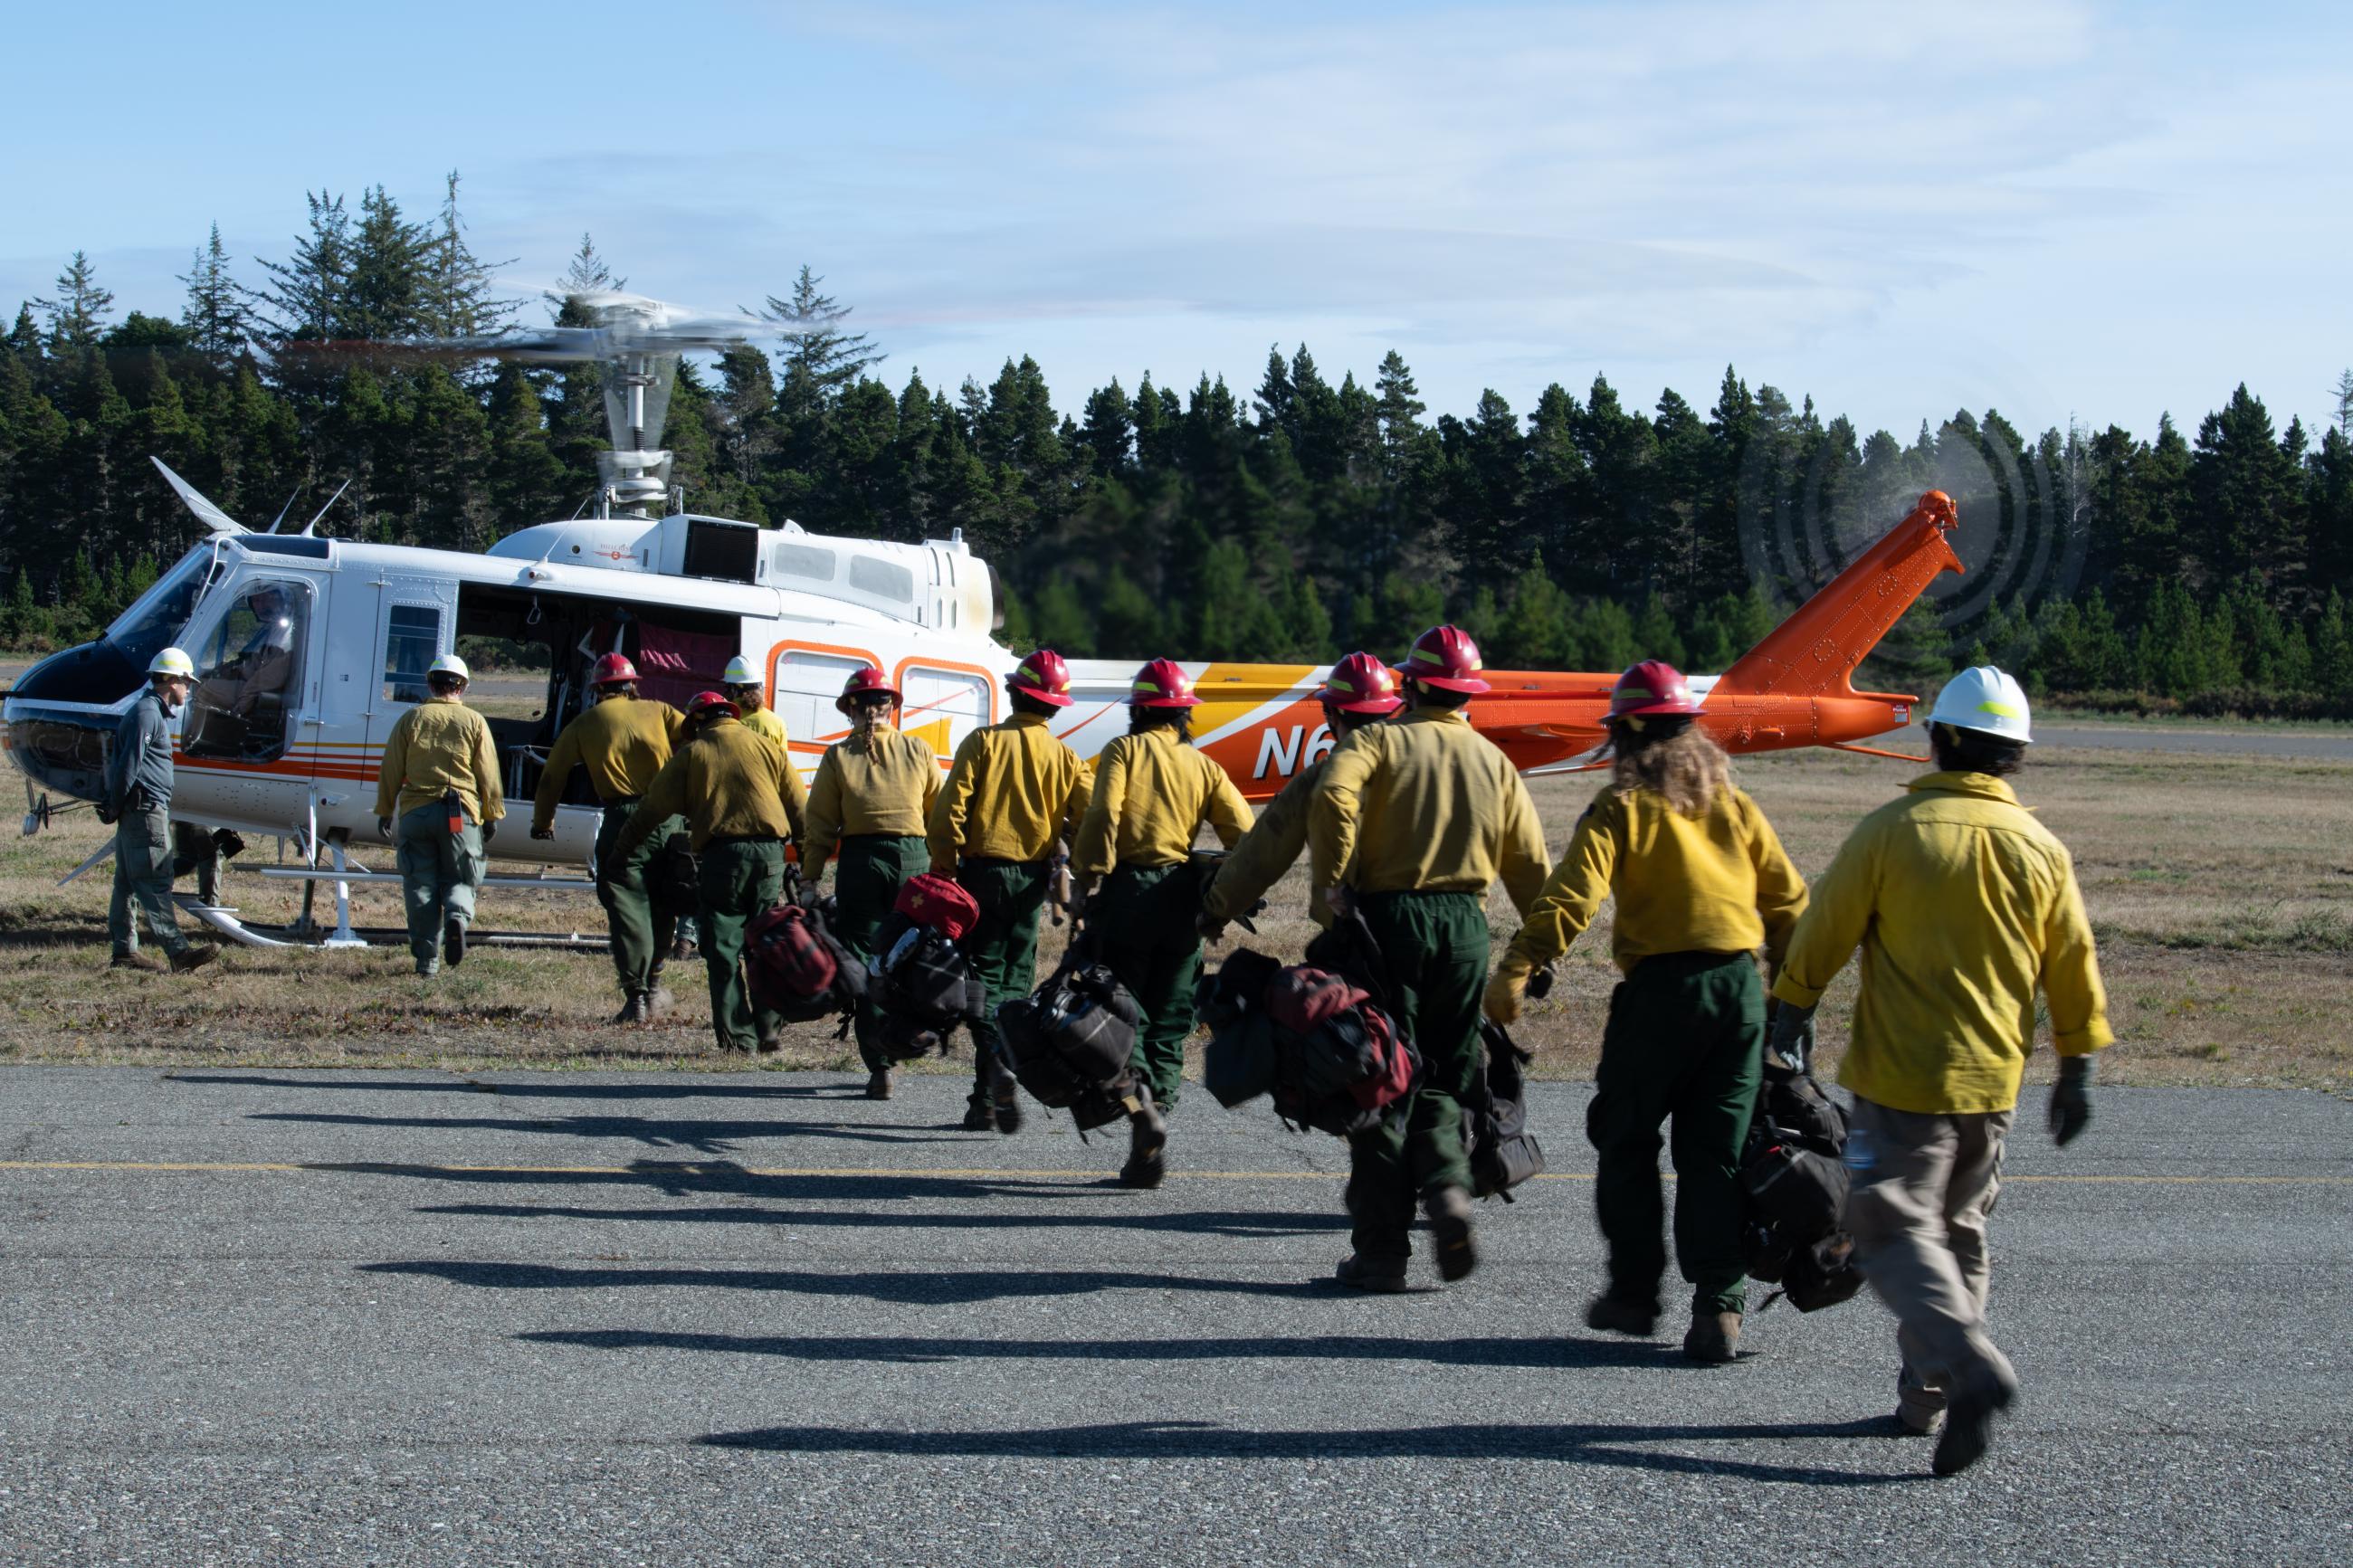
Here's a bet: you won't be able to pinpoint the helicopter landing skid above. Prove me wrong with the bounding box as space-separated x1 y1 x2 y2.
176 897 610 953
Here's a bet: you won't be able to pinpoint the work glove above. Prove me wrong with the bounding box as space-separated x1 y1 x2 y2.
1767 999 1816 1072
2049 1054 2093 1146
376 816 393 841
1323 886 1357 921
529 826 554 841
483 822 497 842
1195 908 1227 945
1481 967 1525 1026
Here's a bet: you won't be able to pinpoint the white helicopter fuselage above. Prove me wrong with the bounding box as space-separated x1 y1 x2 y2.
5 505 1040 867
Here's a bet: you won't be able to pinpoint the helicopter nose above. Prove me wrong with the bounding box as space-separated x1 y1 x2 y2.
3 640 142 803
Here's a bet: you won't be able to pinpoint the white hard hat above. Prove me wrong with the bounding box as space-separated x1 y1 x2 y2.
429 652 472 683
1928 665 2032 744
721 654 758 686
148 647 195 679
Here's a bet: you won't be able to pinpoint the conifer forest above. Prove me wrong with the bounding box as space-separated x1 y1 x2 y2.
5 177 2350 714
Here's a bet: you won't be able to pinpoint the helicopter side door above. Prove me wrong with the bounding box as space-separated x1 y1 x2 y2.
353 572 461 846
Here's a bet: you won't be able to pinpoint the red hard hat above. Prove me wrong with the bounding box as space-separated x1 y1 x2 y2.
1609 660 1704 718
1007 648 1074 708
1129 657 1201 709
590 652 639 687
1401 624 1490 694
1320 651 1404 715
835 663 900 715
687 689 740 720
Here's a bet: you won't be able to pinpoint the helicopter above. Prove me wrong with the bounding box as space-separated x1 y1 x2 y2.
2 294 1965 949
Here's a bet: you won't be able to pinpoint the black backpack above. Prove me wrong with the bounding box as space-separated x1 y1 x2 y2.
649 832 700 920
1465 1022 1547 1200
998 946 1141 1131
867 912 985 1058
1740 1059 1865 1313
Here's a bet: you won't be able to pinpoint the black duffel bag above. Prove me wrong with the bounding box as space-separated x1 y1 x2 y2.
1467 1021 1547 1200
999 940 1141 1131
868 913 986 1060
649 832 701 921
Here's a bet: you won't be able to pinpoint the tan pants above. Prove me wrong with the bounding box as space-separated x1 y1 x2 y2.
1845 1096 2016 1429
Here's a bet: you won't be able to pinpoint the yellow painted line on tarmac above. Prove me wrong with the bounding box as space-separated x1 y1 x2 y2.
0 1160 2348 1185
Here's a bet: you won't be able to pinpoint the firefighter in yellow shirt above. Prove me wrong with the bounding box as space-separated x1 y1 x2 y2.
1072 658 1253 1187
1310 625 1549 1289
804 665 941 1098
1485 661 1808 1364
607 690 808 1054
1769 667 2110 1478
529 654 689 1023
1197 653 1402 941
723 654 789 760
928 649 1092 1132
373 654 504 976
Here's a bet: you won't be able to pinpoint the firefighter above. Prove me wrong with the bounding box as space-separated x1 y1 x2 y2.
1196 652 1401 939
803 664 941 1098
1484 660 1809 1363
1769 667 2110 1477
722 654 789 761
374 653 504 977
529 653 690 1023
606 689 809 1054
928 649 1091 1133
103 646 218 974
1309 625 1549 1288
1072 658 1254 1186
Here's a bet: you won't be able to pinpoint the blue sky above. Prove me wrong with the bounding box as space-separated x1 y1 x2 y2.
7 0 2348 445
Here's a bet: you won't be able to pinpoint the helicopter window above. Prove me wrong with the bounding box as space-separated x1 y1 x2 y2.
848 555 913 603
104 546 217 670
772 543 835 583
383 604 443 704
182 577 311 762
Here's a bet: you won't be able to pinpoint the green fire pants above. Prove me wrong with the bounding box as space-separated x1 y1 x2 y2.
595 801 682 998
957 859 1051 1100
1345 890 1490 1259
395 801 485 974
697 836 787 1052
1586 949 1763 1316
834 834 929 1071
1094 861 1206 1111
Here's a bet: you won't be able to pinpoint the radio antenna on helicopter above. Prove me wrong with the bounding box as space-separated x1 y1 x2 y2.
300 479 351 537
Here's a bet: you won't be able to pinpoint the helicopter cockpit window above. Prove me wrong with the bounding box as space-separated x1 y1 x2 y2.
104 546 219 670
183 577 310 761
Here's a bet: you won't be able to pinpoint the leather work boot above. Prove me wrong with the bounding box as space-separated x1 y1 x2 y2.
669 935 699 964
991 1069 1024 1135
613 993 651 1025
1584 1294 1661 1337
1333 1254 1410 1293
646 985 674 1019
1682 1310 1743 1364
443 917 466 968
864 1069 894 1100
168 945 220 974
110 952 164 974
961 1095 998 1132
1118 1090 1167 1189
755 1028 784 1055
1933 1370 2018 1478
1424 1185 1478 1283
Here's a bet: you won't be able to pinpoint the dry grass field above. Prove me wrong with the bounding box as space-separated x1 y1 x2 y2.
3 740 2348 1092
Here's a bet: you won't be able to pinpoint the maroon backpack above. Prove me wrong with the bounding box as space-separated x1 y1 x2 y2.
744 901 868 1024
1261 965 1418 1136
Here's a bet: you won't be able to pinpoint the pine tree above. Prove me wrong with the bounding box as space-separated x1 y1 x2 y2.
33 252 115 351
417 171 519 340
257 191 352 343
2335 369 2353 437
340 185 428 341
761 265 882 406
177 224 254 366
547 232 623 318
1373 350 1425 478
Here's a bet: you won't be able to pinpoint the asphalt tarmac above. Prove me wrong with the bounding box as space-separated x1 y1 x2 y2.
2 1068 2348 1566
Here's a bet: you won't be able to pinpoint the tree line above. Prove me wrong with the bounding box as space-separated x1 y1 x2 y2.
5 176 2351 715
